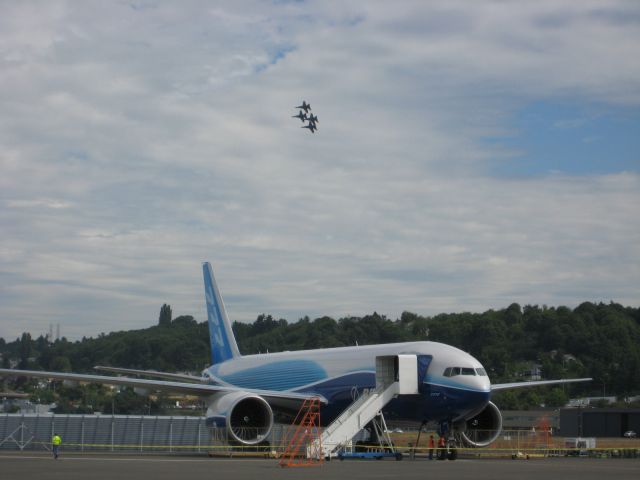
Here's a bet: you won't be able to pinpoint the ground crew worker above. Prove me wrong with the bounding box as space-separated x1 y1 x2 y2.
52 433 62 459
437 434 446 460
428 434 435 460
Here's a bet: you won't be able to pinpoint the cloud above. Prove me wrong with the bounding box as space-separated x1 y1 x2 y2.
0 1 638 340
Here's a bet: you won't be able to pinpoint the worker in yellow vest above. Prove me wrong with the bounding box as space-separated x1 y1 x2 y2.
52 433 62 459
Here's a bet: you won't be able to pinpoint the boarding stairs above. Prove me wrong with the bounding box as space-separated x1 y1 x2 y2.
279 397 323 467
309 355 420 459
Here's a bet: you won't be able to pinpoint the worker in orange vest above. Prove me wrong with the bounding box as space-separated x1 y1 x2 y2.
437 434 446 460
428 434 435 460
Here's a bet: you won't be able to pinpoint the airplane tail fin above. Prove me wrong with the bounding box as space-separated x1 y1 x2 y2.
202 262 241 364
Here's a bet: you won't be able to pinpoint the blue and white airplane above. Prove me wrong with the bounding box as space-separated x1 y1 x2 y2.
0 262 590 448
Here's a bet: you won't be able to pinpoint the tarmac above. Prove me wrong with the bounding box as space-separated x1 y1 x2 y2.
0 453 638 480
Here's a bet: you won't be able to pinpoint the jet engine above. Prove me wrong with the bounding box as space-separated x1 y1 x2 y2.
457 401 503 447
206 391 274 445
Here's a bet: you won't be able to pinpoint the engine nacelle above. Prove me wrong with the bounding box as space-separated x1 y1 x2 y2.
457 401 503 447
206 391 274 445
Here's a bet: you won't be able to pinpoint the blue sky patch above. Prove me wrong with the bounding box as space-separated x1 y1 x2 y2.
489 101 640 176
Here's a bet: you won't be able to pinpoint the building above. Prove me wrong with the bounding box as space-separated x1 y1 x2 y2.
560 408 640 437
566 396 616 407
502 410 559 430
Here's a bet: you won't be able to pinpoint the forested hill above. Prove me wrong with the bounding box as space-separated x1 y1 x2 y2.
2 302 639 401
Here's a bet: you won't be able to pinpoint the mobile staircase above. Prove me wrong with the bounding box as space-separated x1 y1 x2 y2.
279 397 323 467
309 355 420 459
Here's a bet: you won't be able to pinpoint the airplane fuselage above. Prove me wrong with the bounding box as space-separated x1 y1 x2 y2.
203 341 491 425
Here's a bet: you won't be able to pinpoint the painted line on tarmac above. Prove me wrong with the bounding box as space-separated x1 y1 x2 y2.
0 455 271 463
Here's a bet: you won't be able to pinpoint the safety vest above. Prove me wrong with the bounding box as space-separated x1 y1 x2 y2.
52 435 62 446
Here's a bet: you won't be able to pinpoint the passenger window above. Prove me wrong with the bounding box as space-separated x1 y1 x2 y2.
461 367 476 375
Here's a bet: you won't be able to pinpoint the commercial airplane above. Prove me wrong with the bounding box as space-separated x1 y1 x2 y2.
0 263 590 450
292 110 307 122
295 101 311 113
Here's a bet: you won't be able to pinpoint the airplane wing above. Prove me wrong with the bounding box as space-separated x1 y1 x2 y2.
491 377 592 391
93 366 203 383
0 368 327 410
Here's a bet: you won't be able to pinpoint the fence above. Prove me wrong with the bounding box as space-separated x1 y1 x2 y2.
1 415 638 458
0 414 211 453
402 428 640 459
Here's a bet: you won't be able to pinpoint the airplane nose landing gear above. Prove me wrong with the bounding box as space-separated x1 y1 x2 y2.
446 439 458 460
436 421 458 461
436 437 458 460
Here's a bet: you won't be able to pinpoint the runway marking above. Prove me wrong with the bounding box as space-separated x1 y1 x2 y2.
0 455 270 463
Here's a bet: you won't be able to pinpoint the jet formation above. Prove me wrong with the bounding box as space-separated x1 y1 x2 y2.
293 100 318 133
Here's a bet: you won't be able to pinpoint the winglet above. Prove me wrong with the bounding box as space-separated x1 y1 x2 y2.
203 262 241 364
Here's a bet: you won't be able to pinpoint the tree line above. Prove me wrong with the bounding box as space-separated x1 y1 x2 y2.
1 301 638 413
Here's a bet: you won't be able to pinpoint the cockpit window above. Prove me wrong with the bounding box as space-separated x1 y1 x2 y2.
443 366 478 377
475 368 487 376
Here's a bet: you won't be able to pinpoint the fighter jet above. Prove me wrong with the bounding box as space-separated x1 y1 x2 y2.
302 123 317 133
307 113 319 125
292 110 308 122
295 101 311 113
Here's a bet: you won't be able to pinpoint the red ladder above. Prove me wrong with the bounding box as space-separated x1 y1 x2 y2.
279 397 323 467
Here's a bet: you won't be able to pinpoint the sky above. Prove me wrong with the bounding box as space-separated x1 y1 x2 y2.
1 0 639 342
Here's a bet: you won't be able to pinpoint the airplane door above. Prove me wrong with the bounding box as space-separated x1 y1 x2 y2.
417 355 432 394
